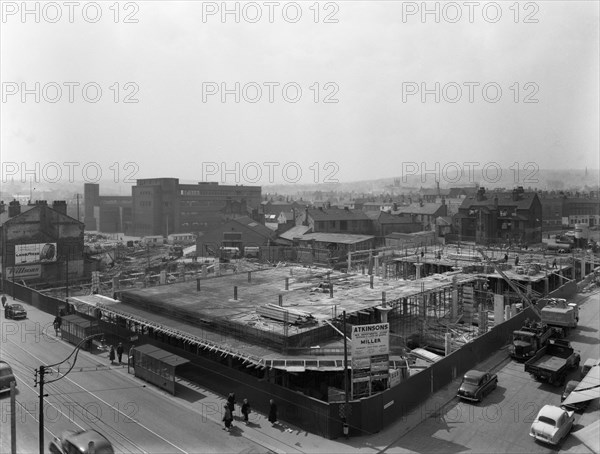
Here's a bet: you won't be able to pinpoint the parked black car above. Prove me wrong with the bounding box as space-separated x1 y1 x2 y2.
4 303 27 320
457 369 498 402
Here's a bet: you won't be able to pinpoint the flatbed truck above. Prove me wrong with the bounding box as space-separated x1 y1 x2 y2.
524 339 580 386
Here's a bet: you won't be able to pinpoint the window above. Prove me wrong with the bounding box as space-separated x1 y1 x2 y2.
340 220 348 231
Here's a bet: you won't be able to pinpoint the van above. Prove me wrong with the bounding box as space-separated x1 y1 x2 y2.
0 361 17 394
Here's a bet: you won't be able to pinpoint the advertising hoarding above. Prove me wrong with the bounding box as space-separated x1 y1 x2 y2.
15 243 57 264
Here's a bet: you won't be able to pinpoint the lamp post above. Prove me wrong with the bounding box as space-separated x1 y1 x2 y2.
36 333 104 454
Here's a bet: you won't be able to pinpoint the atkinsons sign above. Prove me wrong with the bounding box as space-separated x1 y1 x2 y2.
351 322 390 398
351 322 389 358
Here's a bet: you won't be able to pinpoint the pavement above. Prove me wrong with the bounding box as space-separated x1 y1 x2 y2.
4 294 511 454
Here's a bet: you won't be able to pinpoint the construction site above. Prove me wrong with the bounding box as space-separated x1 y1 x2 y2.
23 234 598 438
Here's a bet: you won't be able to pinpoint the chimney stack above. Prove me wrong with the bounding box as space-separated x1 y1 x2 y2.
8 200 21 218
52 200 67 215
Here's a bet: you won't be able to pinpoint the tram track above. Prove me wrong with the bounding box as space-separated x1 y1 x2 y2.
2 328 189 454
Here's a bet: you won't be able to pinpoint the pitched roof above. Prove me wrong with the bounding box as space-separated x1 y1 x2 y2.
298 232 375 245
230 216 275 239
392 203 445 216
366 211 417 224
278 225 312 241
307 207 371 221
460 191 538 211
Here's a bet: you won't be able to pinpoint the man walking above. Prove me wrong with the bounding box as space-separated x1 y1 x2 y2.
116 343 124 363
268 399 278 426
1 294 7 308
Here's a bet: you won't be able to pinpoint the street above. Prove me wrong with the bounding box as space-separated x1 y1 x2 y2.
384 289 600 453
0 303 273 454
2 290 598 454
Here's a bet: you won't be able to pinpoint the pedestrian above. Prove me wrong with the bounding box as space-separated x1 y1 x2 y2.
268 399 278 425
116 343 124 363
53 315 61 336
514 255 519 266
552 258 557 269
241 398 251 424
109 346 116 364
222 404 233 431
1 294 6 308
227 393 236 417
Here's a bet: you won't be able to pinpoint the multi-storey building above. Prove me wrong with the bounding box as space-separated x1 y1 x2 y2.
84 183 133 234
132 178 261 237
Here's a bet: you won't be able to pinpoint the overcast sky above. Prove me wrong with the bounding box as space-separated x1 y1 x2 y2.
1 1 598 187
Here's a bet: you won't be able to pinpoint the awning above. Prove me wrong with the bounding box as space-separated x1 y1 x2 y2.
562 365 600 407
571 419 600 453
134 344 189 368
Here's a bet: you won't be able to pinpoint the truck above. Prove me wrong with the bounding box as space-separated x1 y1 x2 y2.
540 298 579 337
524 339 580 386
508 321 560 361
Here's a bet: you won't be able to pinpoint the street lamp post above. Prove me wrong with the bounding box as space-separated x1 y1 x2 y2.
36 333 104 454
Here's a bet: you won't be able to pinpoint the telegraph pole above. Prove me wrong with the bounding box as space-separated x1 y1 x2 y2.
37 366 46 454
342 310 349 438
36 334 104 454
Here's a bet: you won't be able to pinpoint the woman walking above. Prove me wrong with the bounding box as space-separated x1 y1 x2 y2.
222 404 233 431
241 399 251 424
268 399 277 426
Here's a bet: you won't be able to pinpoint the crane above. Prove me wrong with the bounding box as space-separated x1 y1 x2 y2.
476 248 542 319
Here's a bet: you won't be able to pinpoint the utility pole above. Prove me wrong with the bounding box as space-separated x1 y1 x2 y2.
65 250 69 299
37 365 45 454
76 193 80 222
342 310 349 438
36 334 104 454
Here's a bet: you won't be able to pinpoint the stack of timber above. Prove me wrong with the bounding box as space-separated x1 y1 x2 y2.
257 303 316 325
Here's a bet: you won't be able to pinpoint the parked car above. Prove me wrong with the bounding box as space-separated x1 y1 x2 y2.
457 369 498 402
529 404 575 445
4 303 27 320
581 358 599 379
48 429 114 454
0 361 17 394
561 380 590 412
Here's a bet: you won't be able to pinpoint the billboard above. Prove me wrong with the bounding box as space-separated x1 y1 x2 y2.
6 264 42 279
15 243 57 264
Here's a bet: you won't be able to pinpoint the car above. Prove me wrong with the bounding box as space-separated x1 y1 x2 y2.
581 358 599 379
0 361 17 394
457 369 498 402
529 404 575 445
561 380 589 411
4 303 27 320
48 429 114 454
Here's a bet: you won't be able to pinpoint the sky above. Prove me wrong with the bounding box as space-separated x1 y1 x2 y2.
1 1 599 187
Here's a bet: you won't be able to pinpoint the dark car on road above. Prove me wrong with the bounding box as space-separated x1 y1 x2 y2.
4 303 27 320
457 369 498 402
0 361 17 394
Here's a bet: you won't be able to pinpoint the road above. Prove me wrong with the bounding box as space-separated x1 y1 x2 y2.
383 289 600 453
0 304 272 454
2 290 598 454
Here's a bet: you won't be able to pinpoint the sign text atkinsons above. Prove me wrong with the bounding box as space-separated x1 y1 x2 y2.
351 323 389 358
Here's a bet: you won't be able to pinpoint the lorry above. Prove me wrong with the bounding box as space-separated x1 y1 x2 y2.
508 321 560 361
524 339 580 386
540 298 579 337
